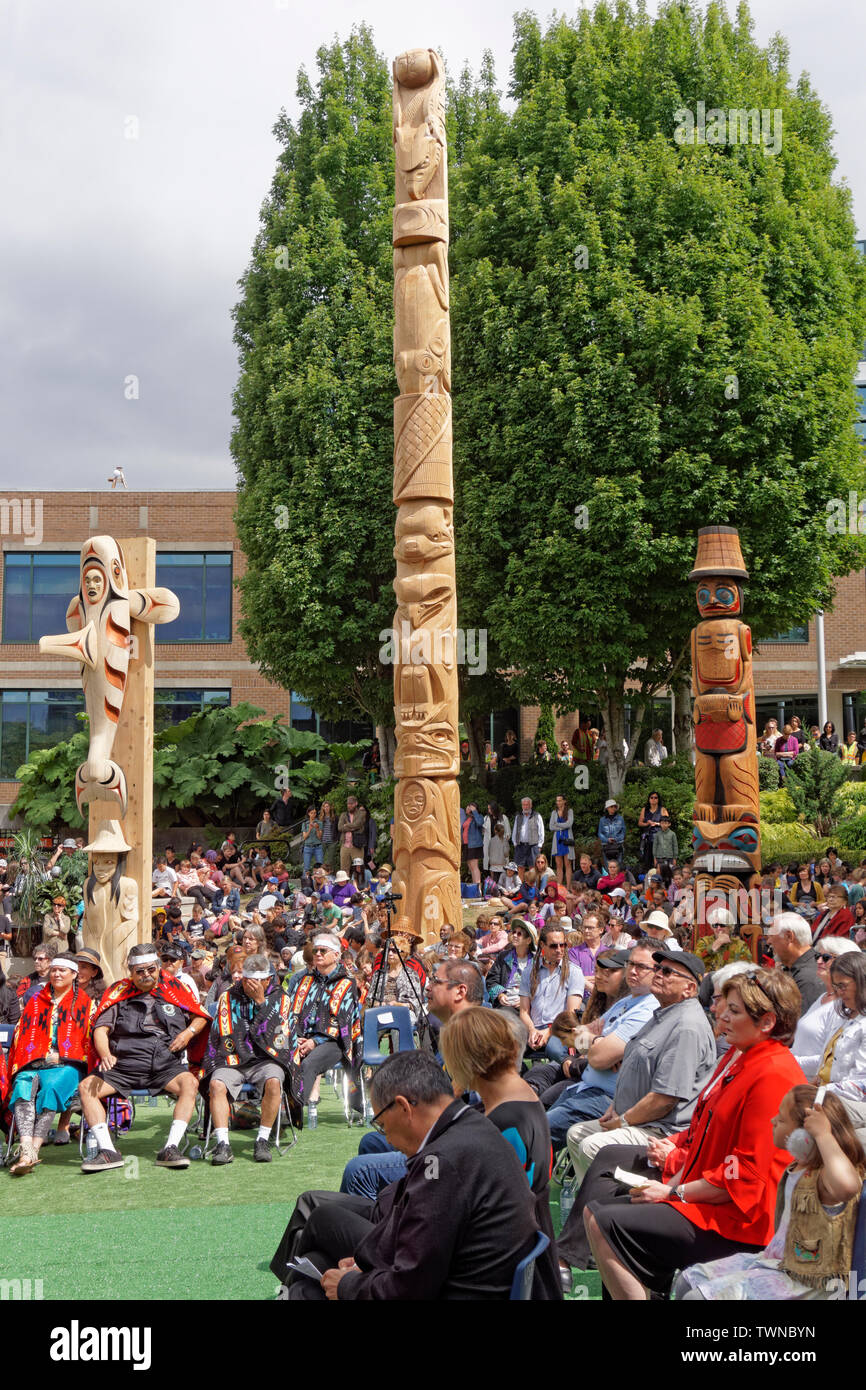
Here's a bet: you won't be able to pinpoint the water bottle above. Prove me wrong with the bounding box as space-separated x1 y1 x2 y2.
559 1181 575 1222
85 1130 99 1159
307 1102 318 1130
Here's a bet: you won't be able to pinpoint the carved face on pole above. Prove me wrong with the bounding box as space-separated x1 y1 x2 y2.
695 579 742 619
91 851 117 885
83 566 106 605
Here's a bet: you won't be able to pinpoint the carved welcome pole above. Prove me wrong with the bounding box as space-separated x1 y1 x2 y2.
390 48 462 941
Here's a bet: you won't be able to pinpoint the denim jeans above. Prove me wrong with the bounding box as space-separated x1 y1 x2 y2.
303 843 324 872
339 1151 408 1200
545 1084 611 1149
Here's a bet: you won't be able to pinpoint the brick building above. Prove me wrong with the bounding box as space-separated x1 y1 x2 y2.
1 488 865 823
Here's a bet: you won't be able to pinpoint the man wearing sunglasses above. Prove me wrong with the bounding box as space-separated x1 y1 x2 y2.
79 941 211 1172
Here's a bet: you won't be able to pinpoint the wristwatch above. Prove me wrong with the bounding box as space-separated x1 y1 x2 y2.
668 1184 685 1202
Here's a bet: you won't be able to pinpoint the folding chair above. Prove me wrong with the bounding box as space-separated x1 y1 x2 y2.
196 1074 297 1159
352 1006 417 1126
510 1231 550 1300
551 1145 575 1191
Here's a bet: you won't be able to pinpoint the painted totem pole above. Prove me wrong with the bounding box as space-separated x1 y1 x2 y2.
690 527 762 951
390 48 462 941
39 536 179 981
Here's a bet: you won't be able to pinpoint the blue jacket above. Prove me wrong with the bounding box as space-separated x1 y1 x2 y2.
597 812 626 846
461 808 485 850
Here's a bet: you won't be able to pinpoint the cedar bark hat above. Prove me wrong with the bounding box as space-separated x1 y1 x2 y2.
689 525 749 581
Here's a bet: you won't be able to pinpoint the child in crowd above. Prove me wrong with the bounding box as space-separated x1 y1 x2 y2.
674 1085 865 1301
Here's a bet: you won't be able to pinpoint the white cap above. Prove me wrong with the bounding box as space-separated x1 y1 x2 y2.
608 887 627 898
604 799 618 810
258 895 277 912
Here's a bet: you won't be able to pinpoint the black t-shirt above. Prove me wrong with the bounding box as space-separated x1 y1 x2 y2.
485 1099 552 1197
498 742 520 766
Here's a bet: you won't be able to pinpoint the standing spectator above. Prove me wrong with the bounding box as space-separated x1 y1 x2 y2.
652 815 679 884
461 802 485 886
535 738 552 763
270 788 293 827
841 729 859 766
557 740 573 765
637 790 667 869
597 800 626 862
459 738 473 765
644 728 668 767
511 798 545 870
498 729 520 767
301 807 324 874
484 740 497 770
483 801 510 883
789 715 807 750
42 894 72 950
337 796 368 875
256 808 275 840
319 801 338 871
819 721 839 754
572 715 594 764
549 794 575 889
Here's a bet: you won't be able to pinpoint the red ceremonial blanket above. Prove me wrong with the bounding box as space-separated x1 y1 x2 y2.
95 971 212 1064
8 983 96 1080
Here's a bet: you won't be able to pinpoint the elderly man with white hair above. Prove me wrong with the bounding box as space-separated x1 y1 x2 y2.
283 931 362 1123
765 911 823 1015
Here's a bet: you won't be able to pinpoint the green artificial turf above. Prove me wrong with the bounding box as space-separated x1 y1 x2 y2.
2 1087 601 1301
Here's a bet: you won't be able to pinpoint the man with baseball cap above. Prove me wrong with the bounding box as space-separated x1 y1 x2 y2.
203 953 296 1164
557 946 717 1273
79 941 211 1172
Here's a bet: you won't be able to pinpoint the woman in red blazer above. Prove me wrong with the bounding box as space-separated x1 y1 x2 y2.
583 968 806 1299
812 884 855 943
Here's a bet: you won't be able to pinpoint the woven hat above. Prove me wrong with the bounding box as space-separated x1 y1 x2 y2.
689 526 749 581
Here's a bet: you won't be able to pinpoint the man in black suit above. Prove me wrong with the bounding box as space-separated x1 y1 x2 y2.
275 1051 546 1300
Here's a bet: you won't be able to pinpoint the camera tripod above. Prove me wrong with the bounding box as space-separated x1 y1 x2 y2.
368 894 433 1050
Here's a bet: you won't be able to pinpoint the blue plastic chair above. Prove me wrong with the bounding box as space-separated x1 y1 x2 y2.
510 1231 550 1301
361 1006 416 1068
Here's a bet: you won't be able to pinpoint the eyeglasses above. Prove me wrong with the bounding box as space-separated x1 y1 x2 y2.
369 1099 396 1133
653 964 693 982
545 943 565 951
627 961 655 975
815 952 834 963
132 965 158 975
311 947 333 955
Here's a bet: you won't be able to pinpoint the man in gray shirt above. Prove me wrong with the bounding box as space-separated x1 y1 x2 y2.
565 948 716 1181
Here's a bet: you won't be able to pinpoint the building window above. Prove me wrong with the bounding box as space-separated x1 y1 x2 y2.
154 688 231 731
289 693 373 750
2 553 80 643
155 553 232 643
855 382 866 442
763 624 809 644
0 689 85 778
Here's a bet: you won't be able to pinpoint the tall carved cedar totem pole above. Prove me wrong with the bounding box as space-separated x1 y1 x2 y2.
690 527 762 946
390 48 462 940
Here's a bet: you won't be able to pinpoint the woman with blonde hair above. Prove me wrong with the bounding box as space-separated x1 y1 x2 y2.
439 1005 561 1299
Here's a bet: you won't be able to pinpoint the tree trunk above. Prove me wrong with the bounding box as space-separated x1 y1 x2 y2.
376 723 396 780
601 690 635 800
673 678 694 764
467 713 487 779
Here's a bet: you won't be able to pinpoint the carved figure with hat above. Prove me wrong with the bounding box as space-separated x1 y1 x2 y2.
82 819 138 983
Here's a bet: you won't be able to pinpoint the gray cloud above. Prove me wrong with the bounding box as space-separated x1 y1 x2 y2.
1 0 863 492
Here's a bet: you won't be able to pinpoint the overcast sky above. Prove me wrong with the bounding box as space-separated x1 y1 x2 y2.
1 0 863 493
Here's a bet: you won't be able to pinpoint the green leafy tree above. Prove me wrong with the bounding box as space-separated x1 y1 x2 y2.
451 1 866 797
231 27 513 774
784 745 852 835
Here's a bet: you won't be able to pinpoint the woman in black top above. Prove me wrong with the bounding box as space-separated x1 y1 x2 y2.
819 720 839 754
637 790 668 868
499 730 520 767
439 1005 562 1299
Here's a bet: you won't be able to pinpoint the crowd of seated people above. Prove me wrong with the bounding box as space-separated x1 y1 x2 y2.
4 801 866 1303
